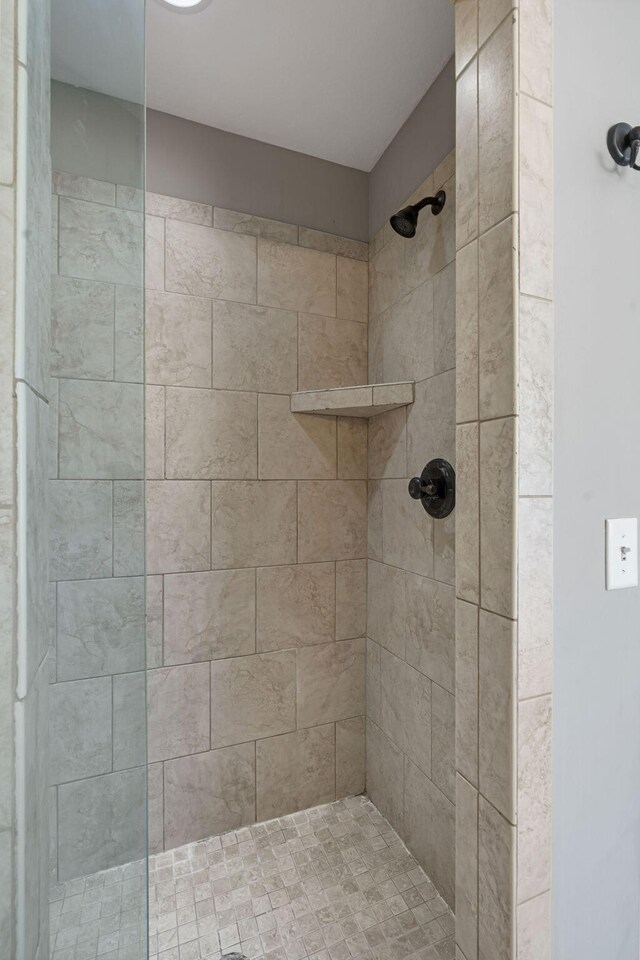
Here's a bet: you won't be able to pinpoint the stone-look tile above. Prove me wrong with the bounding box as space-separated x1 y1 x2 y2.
146 192 212 225
146 480 211 574
257 562 334 651
298 480 367 562
478 796 515 960
456 423 480 604
432 684 455 802
145 385 165 480
456 775 479 960
405 574 455 695
258 239 336 316
58 197 143 286
367 561 405 658
145 289 212 388
517 695 551 903
56 577 145 681
435 512 455 586
53 172 115 204
479 0 513 44
211 480 297 569
337 256 368 323
406 370 455 478
456 62 479 250
368 311 384 382
336 559 366 640
258 393 336 480
517 891 551 960
519 95 553 301
336 716 365 797
480 417 517 618
366 639 382 726
148 761 164 855
456 0 478 75
256 725 335 821
50 480 112 581
337 417 367 479
114 284 143 383
456 240 479 423
58 379 144 479
298 314 367 390
519 296 552 496
518 497 552 699
164 744 256 848
51 275 114 380
165 219 257 302
297 638 365 728
368 479 383 561
382 479 434 578
165 387 257 480
380 650 431 776
369 234 407 319
48 377 58 479
365 719 403 833
113 480 144 576
146 575 163 669
434 261 456 375
164 569 256 664
479 217 516 420
404 174 456 289
478 15 515 233
116 184 143 212
479 610 516 822
57 768 146 880
299 228 368 261
145 214 165 292
404 757 455 908
49 677 112 784
211 301 298 394
456 599 479 787
148 663 210 762
112 671 146 770
519 0 552 105
368 407 406 480
0 831 11 946
213 206 298 242
210 651 296 748
383 280 434 384
435 150 456 193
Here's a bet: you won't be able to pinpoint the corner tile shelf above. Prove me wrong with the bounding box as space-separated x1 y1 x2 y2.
290 382 414 418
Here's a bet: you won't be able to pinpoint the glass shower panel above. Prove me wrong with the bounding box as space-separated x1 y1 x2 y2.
49 0 147 955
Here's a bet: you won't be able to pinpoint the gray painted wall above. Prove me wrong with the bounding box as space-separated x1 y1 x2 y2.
368 57 455 238
553 2 640 957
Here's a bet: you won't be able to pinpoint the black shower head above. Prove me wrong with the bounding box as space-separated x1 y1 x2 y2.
389 190 446 238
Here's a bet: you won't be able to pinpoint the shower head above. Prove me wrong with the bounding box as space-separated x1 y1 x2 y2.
389 190 446 238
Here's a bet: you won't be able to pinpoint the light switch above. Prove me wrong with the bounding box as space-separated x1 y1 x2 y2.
605 518 638 590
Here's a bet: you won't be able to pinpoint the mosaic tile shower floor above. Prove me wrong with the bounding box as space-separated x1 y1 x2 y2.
49 795 455 960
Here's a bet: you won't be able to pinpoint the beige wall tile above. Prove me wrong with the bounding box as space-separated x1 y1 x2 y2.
368 479 383 561
298 480 367 563
145 290 212 388
380 648 431 776
404 177 456 290
517 695 551 903
299 228 368 261
435 511 456 585
54 172 116 205
479 15 516 233
368 235 405 318
517 891 551 960
479 0 514 49
518 497 552 699
258 393 336 480
479 217 516 420
148 663 210 762
519 95 553 300
456 0 478 76
297 637 365 729
519 0 552 105
368 408 406 480
480 417 517 618
211 480 297 569
165 387 257 480
145 385 165 481
210 651 296 748
164 569 256 665
479 610 516 822
456 423 480 604
434 260 456 375
148 762 164 854
336 716 365 797
145 214 165 292
456 775 479 960
337 257 368 323
432 684 455 802
456 241 479 424
298 315 367 390
337 418 367 480
165 219 257 302
365 719 403 833
406 370 455 479
366 639 382 726
211 301 298 394
382 478 434 578
405 574 455 694
434 150 456 193
257 562 335 651
367 560 405 658
383 280 434 384
336 559 366 640
258 239 336 316
456 599 479 787
51 275 115 380
256 725 335 820
368 312 384 383
146 575 164 668
214 207 298 243
456 60 479 249
146 480 211 575
404 757 455 908
478 796 516 960
518 296 553 496
146 192 212 225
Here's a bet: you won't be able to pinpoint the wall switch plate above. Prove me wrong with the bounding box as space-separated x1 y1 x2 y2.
605 518 638 590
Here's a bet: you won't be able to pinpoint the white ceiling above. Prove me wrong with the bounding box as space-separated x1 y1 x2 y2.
146 0 454 171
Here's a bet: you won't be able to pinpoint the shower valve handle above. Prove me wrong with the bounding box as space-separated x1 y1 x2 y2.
408 476 440 500
607 122 640 170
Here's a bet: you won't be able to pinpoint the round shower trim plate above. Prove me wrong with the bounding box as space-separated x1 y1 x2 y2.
154 0 214 12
